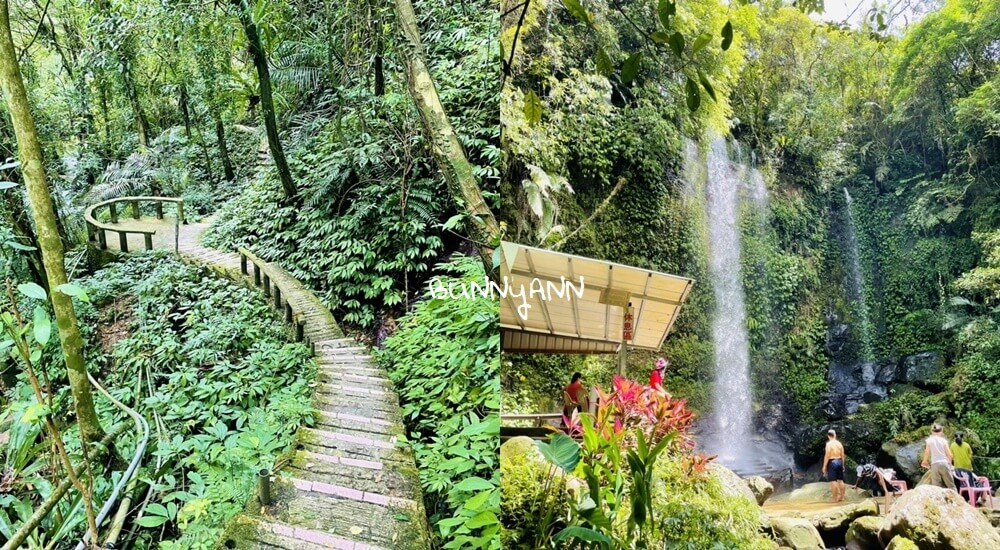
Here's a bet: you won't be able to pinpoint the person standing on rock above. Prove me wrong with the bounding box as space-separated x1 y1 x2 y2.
951 432 973 471
919 424 956 490
822 429 847 503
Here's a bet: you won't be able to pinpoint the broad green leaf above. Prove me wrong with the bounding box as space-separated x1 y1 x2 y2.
698 69 717 102
464 510 498 529
136 515 169 528
20 403 48 424
595 47 614 76
685 76 701 111
536 433 580 472
621 52 642 84
146 503 170 517
0 181 16 190
721 21 734 51
523 90 542 126
692 32 712 54
651 31 669 44
33 306 50 346
4 241 36 251
452 476 493 492
657 0 675 30
562 0 592 25
668 32 685 58
17 282 46 300
553 525 613 545
56 283 91 303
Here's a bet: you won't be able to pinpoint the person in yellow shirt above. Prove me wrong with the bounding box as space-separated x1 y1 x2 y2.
951 432 973 471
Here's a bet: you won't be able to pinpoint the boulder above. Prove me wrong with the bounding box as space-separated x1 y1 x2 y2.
885 536 918 549
880 439 926 482
709 463 757 505
898 352 943 386
845 515 884 550
769 517 825 550
826 321 851 357
746 476 774 505
875 358 901 385
882 485 1000 549
811 499 880 533
767 484 880 547
824 360 891 417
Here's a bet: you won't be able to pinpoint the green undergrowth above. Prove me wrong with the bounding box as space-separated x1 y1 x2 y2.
81 253 314 548
0 252 315 549
377 254 500 550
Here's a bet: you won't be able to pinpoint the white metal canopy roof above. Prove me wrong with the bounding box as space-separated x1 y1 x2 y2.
499 241 695 354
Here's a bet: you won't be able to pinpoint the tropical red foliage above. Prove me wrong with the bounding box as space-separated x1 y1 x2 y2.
564 375 697 452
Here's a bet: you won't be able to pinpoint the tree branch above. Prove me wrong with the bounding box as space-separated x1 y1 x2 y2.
552 176 627 250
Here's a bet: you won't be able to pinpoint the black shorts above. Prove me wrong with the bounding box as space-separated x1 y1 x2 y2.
828 459 844 481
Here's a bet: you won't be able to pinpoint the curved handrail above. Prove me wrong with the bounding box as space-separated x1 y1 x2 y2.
84 196 185 253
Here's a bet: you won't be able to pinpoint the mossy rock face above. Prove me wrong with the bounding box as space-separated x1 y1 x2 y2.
886 536 919 550
845 515 884 549
883 485 1000 549
768 516 825 550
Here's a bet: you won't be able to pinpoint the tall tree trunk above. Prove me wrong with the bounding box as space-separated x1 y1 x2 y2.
1 189 48 290
0 0 106 443
179 84 192 140
392 0 499 267
216 117 236 181
232 0 296 199
121 58 149 147
98 78 112 158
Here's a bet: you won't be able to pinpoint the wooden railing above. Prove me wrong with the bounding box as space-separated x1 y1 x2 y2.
84 196 185 253
238 247 315 355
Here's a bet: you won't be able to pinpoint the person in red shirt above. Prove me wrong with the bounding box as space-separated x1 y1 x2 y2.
563 372 589 421
650 357 668 393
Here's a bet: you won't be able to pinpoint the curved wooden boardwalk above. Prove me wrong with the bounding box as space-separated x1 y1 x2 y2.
91 212 431 549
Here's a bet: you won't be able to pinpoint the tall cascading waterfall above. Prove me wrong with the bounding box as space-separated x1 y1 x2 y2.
842 188 875 360
682 137 793 478
704 138 753 459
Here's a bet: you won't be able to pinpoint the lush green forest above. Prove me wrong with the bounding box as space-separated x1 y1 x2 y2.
501 0 1000 546
1 0 498 548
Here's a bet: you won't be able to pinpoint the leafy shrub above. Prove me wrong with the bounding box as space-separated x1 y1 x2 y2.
498 438 566 548
377 254 499 549
650 455 772 550
78 253 315 548
517 375 770 549
204 93 449 328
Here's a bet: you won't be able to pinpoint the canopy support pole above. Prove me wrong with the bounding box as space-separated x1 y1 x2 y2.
617 343 628 375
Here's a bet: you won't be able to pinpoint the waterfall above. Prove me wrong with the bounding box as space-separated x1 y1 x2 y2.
681 137 793 477
842 188 875 360
704 138 753 458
